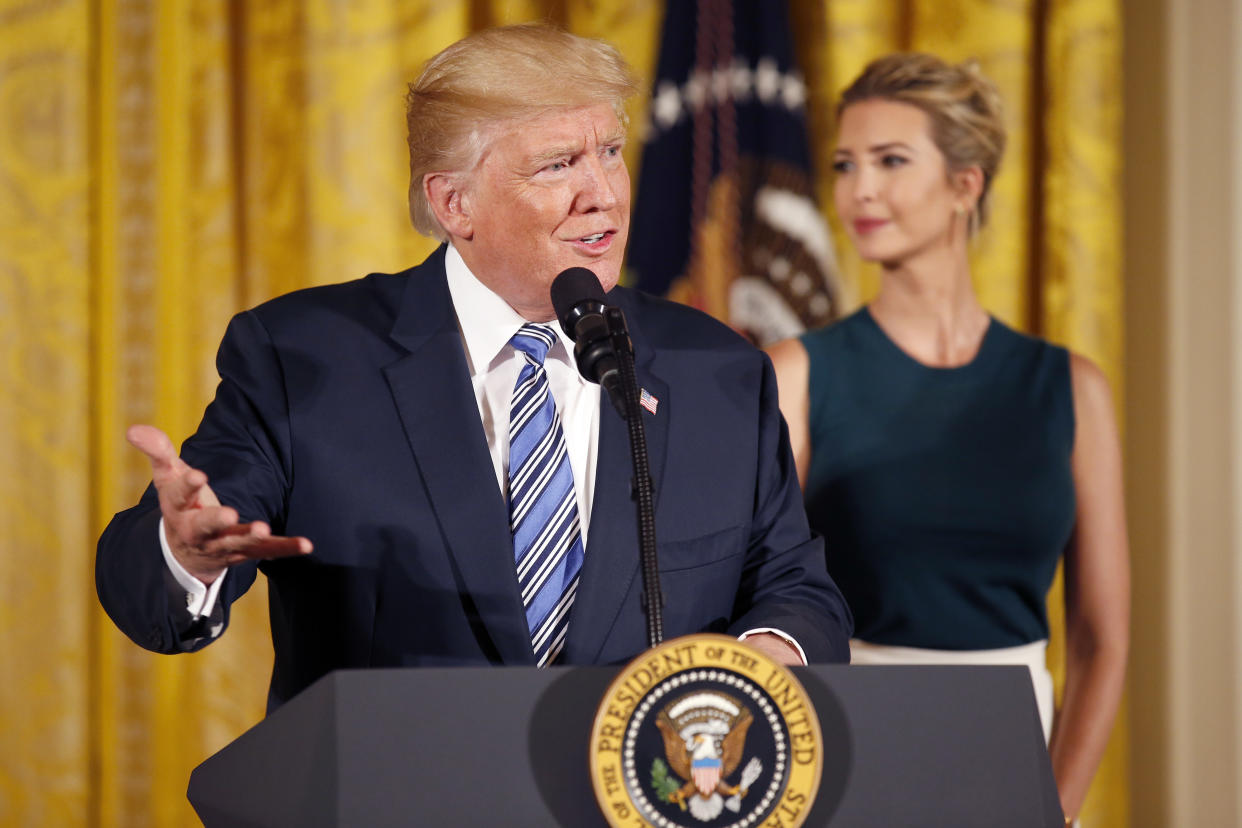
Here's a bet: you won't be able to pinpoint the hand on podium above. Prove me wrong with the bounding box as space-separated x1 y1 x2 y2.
740 631 804 666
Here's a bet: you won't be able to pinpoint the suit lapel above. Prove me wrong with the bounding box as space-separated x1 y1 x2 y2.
384 250 535 666
563 291 671 663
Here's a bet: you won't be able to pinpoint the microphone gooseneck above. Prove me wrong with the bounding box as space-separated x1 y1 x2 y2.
548 267 664 648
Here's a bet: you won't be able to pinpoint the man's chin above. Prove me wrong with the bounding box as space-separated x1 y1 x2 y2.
585 260 623 294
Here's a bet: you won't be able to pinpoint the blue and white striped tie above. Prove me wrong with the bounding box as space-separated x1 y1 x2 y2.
508 323 584 667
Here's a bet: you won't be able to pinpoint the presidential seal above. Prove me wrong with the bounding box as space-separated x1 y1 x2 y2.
590 634 822 828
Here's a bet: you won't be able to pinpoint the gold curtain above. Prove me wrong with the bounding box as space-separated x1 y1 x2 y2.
0 0 1122 825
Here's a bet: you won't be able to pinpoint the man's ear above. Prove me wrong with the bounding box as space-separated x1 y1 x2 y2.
424 173 473 240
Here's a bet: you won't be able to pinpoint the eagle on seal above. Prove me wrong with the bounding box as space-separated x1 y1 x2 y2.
655 706 754 807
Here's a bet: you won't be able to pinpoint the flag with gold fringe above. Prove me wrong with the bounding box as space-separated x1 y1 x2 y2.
628 0 846 344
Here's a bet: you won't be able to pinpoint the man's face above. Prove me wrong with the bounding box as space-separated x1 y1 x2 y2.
456 104 630 321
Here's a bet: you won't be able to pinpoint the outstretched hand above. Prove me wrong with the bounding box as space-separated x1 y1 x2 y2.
127 424 312 585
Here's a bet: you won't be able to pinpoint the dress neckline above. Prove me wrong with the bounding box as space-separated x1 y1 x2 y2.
857 306 1002 376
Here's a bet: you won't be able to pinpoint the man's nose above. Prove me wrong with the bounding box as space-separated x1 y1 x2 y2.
574 155 620 212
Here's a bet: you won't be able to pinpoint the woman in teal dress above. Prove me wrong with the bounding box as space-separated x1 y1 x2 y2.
766 54 1128 823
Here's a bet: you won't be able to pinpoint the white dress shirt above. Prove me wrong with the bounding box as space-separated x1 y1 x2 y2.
443 244 601 541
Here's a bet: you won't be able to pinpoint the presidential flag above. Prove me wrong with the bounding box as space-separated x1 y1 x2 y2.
628 0 847 345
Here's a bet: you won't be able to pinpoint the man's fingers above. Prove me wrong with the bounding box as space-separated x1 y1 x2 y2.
165 466 214 511
211 522 261 539
204 527 313 560
167 521 310 582
235 536 313 560
182 505 241 543
126 424 181 472
128 425 212 506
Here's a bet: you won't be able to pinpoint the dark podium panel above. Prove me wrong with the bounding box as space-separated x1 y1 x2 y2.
188 665 1062 827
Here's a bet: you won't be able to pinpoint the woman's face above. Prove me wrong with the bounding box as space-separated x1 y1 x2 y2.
832 98 970 267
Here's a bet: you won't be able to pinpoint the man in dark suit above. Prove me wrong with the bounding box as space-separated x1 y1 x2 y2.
96 24 851 712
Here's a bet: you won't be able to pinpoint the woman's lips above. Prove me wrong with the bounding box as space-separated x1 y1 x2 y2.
853 218 889 234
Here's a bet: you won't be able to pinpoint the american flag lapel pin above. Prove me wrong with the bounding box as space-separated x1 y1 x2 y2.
639 387 659 415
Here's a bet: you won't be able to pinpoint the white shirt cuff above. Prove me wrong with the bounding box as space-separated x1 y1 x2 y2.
738 627 808 665
159 517 226 619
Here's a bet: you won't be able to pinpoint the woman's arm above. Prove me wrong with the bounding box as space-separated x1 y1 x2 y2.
1050 353 1131 821
763 338 812 489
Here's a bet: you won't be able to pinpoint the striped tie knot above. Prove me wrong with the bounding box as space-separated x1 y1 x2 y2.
510 323 557 366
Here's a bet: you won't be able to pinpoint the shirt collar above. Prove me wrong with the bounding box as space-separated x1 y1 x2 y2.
444 244 578 377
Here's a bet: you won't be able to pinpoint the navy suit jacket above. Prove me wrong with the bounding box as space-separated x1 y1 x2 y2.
97 247 852 710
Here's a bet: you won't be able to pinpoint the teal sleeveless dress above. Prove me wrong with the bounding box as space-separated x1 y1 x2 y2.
799 307 1076 650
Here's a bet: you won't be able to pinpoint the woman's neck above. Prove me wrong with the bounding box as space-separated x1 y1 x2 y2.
868 248 990 367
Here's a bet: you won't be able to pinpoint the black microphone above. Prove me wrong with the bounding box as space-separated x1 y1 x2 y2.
550 267 630 410
551 267 664 646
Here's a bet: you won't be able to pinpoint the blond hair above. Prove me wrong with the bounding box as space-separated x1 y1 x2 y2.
405 24 640 239
838 53 1006 230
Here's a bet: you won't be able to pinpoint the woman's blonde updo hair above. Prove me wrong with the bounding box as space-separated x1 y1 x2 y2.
405 24 640 240
837 53 1006 230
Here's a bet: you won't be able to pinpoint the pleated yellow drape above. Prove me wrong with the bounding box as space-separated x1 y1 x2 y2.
0 3 93 825
0 1 1123 825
